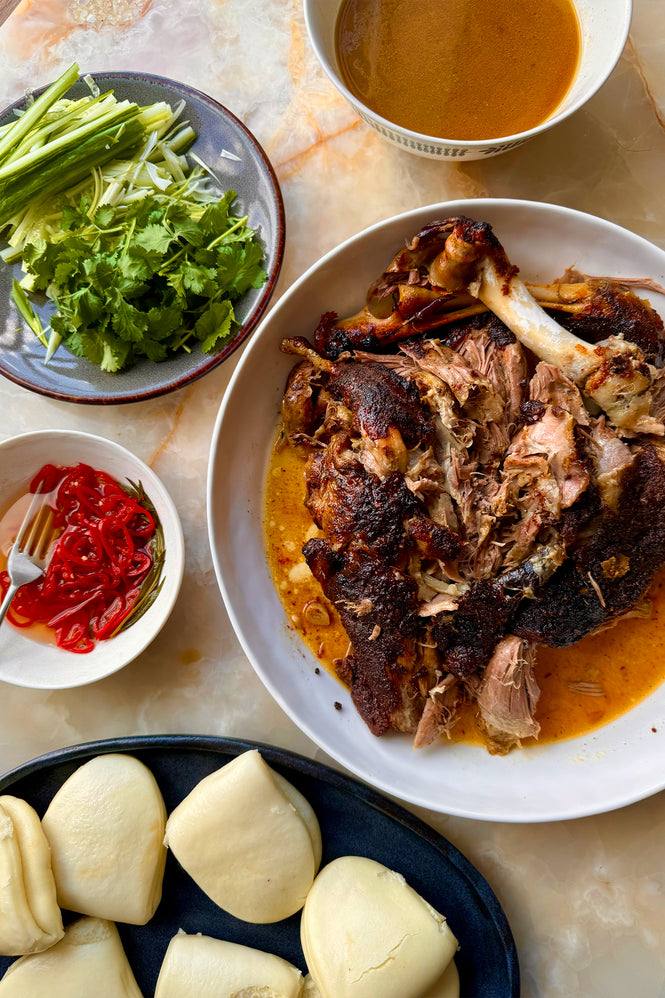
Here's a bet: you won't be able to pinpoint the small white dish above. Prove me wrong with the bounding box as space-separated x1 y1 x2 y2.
304 0 632 160
0 429 184 688
208 198 665 822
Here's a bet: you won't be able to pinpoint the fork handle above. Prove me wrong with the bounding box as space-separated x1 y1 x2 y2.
0 583 19 628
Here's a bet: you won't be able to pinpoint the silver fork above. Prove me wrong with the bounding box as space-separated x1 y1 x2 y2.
0 485 55 628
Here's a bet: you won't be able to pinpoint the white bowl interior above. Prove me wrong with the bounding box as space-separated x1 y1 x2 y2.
559 0 632 116
0 431 184 688
208 198 665 821
304 0 632 144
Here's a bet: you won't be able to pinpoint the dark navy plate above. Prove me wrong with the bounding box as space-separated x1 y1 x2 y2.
0 735 519 996
0 72 285 404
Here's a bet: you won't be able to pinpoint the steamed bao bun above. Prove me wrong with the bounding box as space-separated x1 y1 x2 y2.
164 750 322 923
155 933 303 998
301 856 459 998
0 795 63 955
303 966 460 998
42 754 167 925
0 916 143 997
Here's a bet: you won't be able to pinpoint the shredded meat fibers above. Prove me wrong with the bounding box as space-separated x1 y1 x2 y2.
278 217 665 751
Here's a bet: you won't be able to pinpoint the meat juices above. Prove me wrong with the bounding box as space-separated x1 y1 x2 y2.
273 217 665 753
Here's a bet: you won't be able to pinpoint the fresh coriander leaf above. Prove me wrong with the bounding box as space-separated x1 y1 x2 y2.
99 334 131 372
165 270 186 298
145 304 184 340
133 222 174 255
180 261 217 296
62 325 129 372
250 265 268 290
195 299 235 352
137 336 169 362
94 205 115 227
198 195 235 240
61 284 105 326
53 257 82 288
50 312 77 338
110 293 150 343
61 203 88 231
83 254 117 288
212 241 266 298
164 202 204 245
118 250 152 283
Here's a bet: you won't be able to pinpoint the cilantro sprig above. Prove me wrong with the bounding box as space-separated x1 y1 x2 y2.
0 64 267 372
19 189 266 371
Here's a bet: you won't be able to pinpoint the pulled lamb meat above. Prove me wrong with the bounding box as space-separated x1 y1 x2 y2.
279 216 665 752
476 636 541 751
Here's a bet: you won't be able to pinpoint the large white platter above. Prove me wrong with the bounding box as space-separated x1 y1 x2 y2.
207 198 665 822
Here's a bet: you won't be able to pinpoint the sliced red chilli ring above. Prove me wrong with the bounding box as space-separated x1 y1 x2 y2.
0 462 157 654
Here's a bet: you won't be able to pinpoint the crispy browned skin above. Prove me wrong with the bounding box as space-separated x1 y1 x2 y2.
327 361 435 448
432 550 565 679
302 428 459 736
281 361 321 440
305 435 459 562
514 446 665 645
305 435 416 558
313 217 516 359
303 539 424 735
547 277 665 367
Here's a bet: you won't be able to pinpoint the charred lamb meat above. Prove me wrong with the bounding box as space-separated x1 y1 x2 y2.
278 216 665 753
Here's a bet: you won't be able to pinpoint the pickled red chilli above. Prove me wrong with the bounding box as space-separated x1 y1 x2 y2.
0 463 158 653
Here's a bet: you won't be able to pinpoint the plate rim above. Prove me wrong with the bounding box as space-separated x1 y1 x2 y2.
0 70 286 405
207 196 665 823
0 732 520 997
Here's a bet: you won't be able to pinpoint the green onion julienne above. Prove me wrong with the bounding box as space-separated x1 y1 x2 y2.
0 65 154 229
0 63 80 162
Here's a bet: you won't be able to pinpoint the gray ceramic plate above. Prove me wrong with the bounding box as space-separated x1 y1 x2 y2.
0 72 285 404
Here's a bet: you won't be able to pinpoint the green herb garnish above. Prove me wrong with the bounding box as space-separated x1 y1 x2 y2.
0 63 267 371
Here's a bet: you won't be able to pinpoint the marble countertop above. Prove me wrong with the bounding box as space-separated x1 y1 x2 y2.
2 2 665 995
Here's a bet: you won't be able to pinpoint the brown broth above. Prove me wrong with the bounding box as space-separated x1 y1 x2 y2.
264 441 665 749
335 0 581 140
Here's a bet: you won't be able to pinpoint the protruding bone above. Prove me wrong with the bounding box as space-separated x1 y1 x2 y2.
429 219 664 435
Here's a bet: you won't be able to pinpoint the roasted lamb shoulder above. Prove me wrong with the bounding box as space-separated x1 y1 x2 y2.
278 217 665 752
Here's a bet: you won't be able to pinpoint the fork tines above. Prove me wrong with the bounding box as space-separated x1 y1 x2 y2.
15 484 52 559
23 502 54 560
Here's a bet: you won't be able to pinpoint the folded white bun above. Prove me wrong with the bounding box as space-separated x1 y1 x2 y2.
0 796 63 955
301 856 458 998
422 959 460 998
0 916 143 997
303 962 459 998
154 932 303 998
164 750 321 923
42 754 167 924
303 975 322 997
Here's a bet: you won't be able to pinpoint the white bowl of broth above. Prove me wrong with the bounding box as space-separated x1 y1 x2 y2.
304 0 632 160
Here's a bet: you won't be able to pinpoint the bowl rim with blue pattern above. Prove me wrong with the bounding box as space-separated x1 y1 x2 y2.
303 0 632 161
